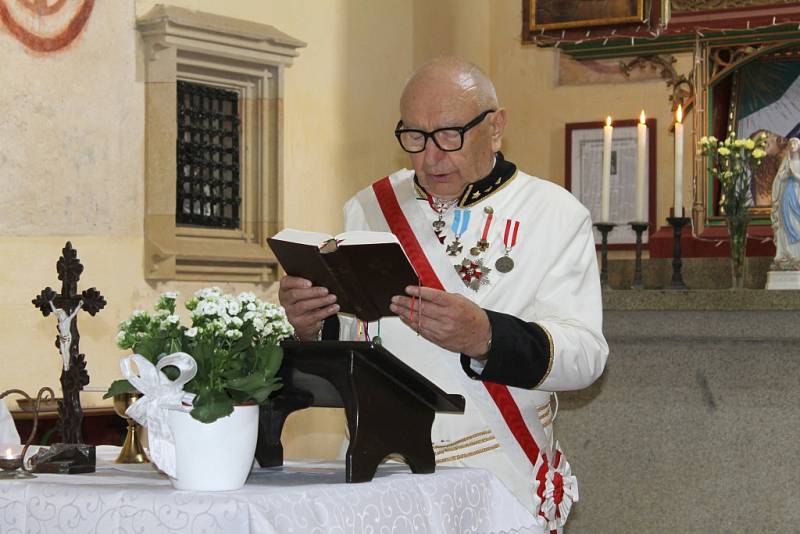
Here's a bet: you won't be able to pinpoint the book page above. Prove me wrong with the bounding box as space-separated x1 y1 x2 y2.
271 228 334 248
335 231 399 245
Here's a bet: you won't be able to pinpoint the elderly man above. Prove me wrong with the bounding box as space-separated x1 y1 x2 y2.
279 57 607 531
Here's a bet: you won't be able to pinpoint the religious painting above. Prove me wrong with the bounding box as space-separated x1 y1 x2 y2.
558 54 664 86
565 119 657 248
529 0 644 31
732 57 800 209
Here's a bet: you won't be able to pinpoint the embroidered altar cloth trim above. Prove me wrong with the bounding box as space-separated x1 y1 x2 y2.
0 449 542 534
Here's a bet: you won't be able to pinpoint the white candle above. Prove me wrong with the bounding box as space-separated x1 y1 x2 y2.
674 105 684 218
636 111 647 222
601 116 613 222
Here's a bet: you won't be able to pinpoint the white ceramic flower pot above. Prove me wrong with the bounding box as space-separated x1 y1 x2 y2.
168 404 259 491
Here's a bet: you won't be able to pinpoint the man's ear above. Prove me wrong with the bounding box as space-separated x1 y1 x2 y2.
490 108 507 152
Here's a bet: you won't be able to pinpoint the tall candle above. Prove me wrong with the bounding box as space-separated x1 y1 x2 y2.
636 111 647 222
601 116 613 222
674 105 684 218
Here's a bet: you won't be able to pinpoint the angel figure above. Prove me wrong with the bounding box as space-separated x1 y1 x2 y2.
49 300 83 371
771 137 800 270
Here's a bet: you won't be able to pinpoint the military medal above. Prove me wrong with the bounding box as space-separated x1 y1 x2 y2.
495 219 520 274
428 194 457 244
470 206 494 256
455 258 491 291
447 209 470 256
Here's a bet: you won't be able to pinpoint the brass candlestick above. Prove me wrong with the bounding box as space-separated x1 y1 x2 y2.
113 392 149 464
0 387 55 479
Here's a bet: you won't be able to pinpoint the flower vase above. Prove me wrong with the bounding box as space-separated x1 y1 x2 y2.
168 404 259 491
725 213 750 289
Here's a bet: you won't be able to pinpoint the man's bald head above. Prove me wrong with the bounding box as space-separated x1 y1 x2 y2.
400 57 498 116
396 57 507 199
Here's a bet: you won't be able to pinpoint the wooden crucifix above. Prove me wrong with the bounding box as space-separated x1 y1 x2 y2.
31 242 106 445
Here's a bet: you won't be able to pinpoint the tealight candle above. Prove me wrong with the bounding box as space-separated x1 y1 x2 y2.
0 446 23 471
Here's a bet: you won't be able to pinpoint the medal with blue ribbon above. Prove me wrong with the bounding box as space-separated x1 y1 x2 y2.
447 209 470 256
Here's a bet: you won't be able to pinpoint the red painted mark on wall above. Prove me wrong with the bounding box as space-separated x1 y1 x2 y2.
0 0 94 52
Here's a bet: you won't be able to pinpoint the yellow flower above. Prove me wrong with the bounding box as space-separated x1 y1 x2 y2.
718 147 731 156
733 139 745 147
752 148 766 159
744 139 755 150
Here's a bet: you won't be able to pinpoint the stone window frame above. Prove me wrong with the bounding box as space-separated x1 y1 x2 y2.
137 6 304 282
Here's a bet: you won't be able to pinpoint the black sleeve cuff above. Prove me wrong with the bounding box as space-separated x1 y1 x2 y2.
321 315 340 340
459 309 553 389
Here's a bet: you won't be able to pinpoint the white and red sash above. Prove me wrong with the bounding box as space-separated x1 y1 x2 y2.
368 174 563 531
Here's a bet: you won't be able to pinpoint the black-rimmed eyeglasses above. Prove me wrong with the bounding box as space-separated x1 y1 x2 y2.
394 109 496 153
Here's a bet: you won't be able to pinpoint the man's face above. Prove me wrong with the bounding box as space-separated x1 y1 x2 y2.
400 82 505 199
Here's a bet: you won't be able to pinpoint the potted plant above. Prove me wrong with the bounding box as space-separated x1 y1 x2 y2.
106 288 293 490
698 132 767 289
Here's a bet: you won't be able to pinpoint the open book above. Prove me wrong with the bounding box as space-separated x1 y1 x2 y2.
267 229 419 322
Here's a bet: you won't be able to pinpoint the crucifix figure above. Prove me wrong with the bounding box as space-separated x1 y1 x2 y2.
31 242 106 445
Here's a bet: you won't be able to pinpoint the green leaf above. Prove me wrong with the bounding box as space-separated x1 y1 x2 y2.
132 336 168 362
190 389 234 423
250 379 283 404
103 379 137 399
226 374 266 393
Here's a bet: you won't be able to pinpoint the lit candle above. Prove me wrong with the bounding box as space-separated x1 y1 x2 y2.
636 110 647 222
0 446 22 471
601 116 613 222
674 104 684 218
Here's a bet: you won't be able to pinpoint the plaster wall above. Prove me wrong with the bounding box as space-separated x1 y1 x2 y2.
0 0 413 459
1 0 700 465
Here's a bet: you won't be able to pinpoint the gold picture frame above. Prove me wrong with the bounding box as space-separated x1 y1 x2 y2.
529 0 645 31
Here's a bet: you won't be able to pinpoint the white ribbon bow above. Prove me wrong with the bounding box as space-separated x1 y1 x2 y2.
120 353 197 478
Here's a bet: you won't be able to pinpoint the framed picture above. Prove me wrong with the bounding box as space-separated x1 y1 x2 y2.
528 0 644 31
732 56 800 215
565 119 657 248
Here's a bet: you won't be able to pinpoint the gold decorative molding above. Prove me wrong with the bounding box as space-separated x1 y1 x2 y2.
620 54 694 109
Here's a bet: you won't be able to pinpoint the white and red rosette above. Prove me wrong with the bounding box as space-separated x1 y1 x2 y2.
533 441 579 531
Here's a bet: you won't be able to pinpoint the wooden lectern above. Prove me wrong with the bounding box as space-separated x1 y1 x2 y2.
256 341 466 483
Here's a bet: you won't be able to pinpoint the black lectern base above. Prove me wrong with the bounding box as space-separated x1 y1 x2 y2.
256 341 465 483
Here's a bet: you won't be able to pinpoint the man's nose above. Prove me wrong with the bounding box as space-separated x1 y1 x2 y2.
422 137 445 165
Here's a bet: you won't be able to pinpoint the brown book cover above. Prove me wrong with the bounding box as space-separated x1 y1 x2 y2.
267 229 419 322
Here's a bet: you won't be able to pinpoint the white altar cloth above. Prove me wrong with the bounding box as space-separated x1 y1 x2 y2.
0 448 539 533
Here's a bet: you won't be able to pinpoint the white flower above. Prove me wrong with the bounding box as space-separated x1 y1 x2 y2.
132 309 144 317
238 292 256 303
231 316 243 328
162 291 179 300
226 300 242 316
253 317 265 332
246 302 256 312
166 314 180 324
116 331 126 341
185 327 198 338
225 329 242 339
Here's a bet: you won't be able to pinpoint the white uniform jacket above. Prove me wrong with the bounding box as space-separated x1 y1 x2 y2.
335 161 608 529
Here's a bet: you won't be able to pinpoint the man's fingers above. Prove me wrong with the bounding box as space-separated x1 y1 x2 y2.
293 293 337 314
404 285 448 304
280 276 313 291
283 286 331 306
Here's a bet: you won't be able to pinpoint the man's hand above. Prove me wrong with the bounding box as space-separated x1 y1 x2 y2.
389 286 491 359
278 276 339 341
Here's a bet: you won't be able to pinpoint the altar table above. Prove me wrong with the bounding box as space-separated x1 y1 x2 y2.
0 448 539 533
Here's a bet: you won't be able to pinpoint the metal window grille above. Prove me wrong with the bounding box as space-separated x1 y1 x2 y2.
176 81 241 229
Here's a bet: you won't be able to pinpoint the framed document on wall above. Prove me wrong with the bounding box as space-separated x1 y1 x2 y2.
565 118 657 248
